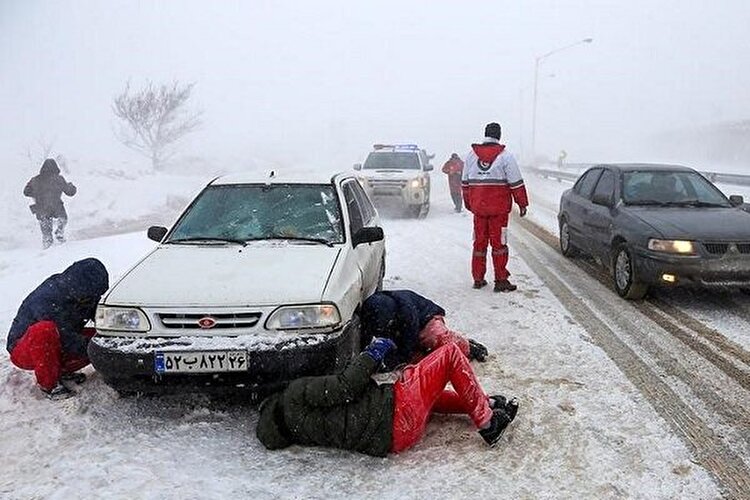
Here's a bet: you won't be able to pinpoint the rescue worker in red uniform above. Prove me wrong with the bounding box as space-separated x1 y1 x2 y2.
441 153 465 212
462 123 529 292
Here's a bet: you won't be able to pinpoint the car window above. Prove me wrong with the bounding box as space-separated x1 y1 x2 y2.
168 184 344 244
350 181 376 224
363 152 421 170
342 183 364 234
592 170 615 202
623 171 730 206
574 169 602 199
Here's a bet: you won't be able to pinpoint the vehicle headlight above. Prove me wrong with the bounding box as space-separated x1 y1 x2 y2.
266 304 341 331
95 305 151 332
410 179 421 189
647 239 695 254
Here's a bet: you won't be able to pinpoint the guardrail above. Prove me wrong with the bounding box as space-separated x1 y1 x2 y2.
528 166 750 188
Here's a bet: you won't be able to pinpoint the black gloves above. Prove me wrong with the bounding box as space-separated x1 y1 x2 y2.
468 338 488 362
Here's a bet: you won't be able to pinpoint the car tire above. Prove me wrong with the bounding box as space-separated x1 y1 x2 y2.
612 243 648 300
559 218 580 257
419 200 430 219
407 205 422 218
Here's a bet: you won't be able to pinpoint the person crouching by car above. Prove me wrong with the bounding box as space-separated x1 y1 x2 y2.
24 158 77 249
6 258 109 400
256 338 519 455
360 290 489 370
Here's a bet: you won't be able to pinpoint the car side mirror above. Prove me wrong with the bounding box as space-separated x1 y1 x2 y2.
424 164 434 172
147 226 168 242
730 195 744 207
353 163 362 171
591 192 613 207
352 226 384 247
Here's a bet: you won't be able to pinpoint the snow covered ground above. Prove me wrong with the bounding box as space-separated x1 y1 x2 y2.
5 165 749 498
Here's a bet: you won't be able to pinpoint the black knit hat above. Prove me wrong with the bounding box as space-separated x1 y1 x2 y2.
485 122 502 140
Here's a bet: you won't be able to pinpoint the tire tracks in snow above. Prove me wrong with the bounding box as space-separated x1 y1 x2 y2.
513 218 750 499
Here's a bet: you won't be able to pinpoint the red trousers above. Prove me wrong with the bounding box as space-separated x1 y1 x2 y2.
391 343 493 453
9 321 94 391
418 316 470 358
472 214 509 281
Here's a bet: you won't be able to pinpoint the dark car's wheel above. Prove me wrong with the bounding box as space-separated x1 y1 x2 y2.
612 243 648 299
559 218 579 257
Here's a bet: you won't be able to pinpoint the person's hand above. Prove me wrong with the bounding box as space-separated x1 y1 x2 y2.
468 339 488 362
363 337 397 363
519 206 527 217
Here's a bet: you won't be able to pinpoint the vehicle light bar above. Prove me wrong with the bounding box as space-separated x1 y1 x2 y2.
373 144 419 151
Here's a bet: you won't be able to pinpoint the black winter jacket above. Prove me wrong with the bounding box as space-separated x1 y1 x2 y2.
256 353 394 457
360 290 445 369
6 258 109 356
24 159 76 218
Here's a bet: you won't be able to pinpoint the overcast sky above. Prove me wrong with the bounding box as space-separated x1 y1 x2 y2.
2 0 749 172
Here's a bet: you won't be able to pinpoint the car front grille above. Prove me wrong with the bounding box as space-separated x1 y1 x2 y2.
370 179 407 189
158 312 262 330
702 242 750 256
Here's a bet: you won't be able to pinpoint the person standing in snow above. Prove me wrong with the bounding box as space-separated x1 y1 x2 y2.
442 153 465 212
24 158 77 249
360 290 488 370
462 123 529 292
6 258 109 399
256 338 519 455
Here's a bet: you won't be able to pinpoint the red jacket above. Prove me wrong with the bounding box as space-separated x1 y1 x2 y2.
461 142 528 216
442 158 464 192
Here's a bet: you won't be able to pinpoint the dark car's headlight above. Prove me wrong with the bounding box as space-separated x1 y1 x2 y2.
647 239 696 255
266 304 341 331
95 305 151 332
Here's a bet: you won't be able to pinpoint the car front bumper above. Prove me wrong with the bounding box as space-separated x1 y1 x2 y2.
365 184 426 206
88 319 359 395
633 249 750 287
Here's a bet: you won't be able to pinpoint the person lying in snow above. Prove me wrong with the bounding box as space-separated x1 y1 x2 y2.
6 258 109 400
360 290 488 370
256 339 519 456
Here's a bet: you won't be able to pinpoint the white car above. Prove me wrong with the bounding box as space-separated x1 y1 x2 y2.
89 171 386 395
354 144 433 218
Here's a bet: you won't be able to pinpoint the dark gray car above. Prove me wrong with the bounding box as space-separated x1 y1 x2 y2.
558 163 750 299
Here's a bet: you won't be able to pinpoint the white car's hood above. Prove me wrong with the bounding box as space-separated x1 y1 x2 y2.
105 243 341 307
362 169 420 180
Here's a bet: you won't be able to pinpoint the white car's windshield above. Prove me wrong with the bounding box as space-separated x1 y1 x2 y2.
363 152 421 170
168 184 344 245
623 171 731 207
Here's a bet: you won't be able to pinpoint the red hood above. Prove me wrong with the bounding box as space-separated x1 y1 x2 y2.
471 143 505 164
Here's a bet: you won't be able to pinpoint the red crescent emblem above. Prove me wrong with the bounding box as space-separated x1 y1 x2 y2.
198 317 217 329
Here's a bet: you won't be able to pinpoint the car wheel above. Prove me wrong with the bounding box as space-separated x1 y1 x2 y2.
419 200 430 219
559 218 579 257
407 205 422 218
612 243 648 299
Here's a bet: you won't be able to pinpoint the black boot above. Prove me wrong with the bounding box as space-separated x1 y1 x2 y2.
61 372 87 384
473 279 488 289
488 395 507 410
41 384 74 400
479 409 512 447
494 279 517 292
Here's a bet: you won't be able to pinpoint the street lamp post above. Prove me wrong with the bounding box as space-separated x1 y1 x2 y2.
530 38 593 164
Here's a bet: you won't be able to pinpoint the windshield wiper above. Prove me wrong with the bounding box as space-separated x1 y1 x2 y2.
671 200 729 208
246 236 334 247
625 199 672 206
167 237 248 247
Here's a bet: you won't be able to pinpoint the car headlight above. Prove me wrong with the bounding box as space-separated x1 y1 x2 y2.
266 304 341 331
647 239 696 254
410 179 421 189
95 305 151 332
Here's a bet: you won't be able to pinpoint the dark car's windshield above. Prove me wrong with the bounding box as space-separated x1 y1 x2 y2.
622 171 731 207
167 184 344 244
363 152 421 170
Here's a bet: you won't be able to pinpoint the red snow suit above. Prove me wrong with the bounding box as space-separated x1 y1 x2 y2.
462 143 528 281
9 321 95 391
391 343 493 453
442 157 464 194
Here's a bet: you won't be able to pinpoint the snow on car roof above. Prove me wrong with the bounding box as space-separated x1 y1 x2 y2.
211 170 354 185
596 163 694 172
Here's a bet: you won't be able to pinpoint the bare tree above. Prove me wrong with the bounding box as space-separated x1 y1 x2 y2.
113 81 202 170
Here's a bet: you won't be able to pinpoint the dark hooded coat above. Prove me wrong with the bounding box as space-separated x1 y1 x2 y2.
256 353 394 457
23 159 77 218
360 290 445 369
6 258 109 357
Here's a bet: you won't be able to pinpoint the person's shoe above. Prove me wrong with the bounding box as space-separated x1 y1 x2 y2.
41 384 74 400
488 395 507 410
494 280 517 292
61 372 86 384
473 279 488 289
479 409 512 447
504 397 519 422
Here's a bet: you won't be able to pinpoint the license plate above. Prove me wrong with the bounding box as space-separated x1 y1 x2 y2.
154 350 248 374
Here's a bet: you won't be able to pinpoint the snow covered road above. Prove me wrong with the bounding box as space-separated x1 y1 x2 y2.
2 174 748 498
